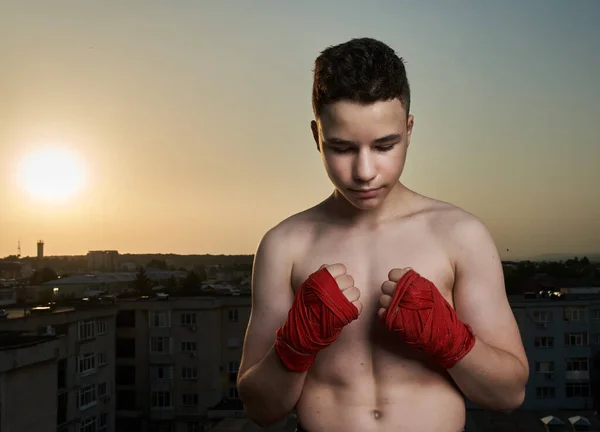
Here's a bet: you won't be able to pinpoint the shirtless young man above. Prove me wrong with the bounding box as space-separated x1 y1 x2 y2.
237 38 529 432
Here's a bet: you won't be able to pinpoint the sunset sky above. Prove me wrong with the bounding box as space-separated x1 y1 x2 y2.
1 1 598 260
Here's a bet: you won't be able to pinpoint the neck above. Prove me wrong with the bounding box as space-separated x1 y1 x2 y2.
325 182 412 228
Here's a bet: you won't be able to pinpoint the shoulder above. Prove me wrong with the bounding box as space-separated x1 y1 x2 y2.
418 196 497 260
256 205 323 264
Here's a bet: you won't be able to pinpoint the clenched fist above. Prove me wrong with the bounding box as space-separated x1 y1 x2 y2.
320 263 363 316
378 267 411 319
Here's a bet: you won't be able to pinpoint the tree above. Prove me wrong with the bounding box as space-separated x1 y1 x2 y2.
147 259 168 270
31 267 58 285
165 275 178 292
193 265 207 282
134 267 152 294
180 271 201 294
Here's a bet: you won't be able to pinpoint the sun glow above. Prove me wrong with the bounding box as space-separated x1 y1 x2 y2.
17 146 87 202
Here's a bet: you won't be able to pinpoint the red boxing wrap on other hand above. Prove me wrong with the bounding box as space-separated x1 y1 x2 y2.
381 270 476 369
275 268 359 372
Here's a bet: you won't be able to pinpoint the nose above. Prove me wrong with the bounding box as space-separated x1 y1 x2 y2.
352 149 377 184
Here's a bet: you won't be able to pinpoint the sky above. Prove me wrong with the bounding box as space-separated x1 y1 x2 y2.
0 0 599 260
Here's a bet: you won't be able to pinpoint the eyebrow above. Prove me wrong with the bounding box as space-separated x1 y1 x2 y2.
323 134 403 146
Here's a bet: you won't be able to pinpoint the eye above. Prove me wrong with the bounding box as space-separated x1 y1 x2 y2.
330 147 352 154
376 145 395 152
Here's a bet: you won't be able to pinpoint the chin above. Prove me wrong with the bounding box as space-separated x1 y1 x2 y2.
346 196 385 210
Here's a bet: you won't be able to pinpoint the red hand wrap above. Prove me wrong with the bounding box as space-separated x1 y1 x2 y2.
381 270 476 369
275 268 359 372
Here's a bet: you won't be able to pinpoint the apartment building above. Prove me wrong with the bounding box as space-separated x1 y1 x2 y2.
509 291 600 411
0 334 63 432
0 302 118 432
114 295 250 432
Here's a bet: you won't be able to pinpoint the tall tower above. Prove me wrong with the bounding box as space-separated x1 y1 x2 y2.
37 240 44 260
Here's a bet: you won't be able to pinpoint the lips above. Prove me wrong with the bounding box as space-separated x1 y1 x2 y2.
350 187 381 198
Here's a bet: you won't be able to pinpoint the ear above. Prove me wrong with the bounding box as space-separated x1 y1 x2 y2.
406 114 415 147
311 120 320 152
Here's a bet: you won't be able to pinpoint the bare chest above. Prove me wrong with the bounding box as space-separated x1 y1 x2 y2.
290 224 457 381
291 227 456 310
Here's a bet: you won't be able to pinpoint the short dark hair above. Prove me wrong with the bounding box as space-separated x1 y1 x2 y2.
312 37 411 119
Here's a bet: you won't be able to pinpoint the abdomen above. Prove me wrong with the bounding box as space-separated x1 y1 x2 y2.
296 327 467 432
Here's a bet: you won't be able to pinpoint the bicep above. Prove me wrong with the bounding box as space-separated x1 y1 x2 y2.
239 228 295 377
452 218 527 366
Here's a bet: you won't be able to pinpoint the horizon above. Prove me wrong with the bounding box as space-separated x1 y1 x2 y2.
1 1 598 260
5 250 600 264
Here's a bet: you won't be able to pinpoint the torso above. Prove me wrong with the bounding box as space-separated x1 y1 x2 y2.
287 191 468 432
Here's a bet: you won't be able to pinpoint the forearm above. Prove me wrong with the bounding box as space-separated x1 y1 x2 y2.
237 345 307 426
448 337 528 412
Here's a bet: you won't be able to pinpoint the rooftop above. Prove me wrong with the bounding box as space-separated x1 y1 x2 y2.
43 269 188 285
0 332 58 351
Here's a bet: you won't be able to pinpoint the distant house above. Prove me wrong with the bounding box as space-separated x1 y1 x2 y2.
40 270 187 299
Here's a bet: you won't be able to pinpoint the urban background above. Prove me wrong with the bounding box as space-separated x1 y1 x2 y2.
1 243 600 431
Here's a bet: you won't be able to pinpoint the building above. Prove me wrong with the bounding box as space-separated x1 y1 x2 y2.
0 333 62 432
114 295 251 432
88 251 120 272
36 270 187 300
0 281 17 307
509 290 600 411
0 301 118 432
0 261 22 280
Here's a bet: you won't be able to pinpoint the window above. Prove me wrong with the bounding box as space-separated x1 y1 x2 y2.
116 365 136 385
566 358 589 372
565 332 588 347
180 313 197 326
535 361 554 374
116 310 136 327
228 309 238 322
182 393 198 407
181 342 196 352
98 413 108 431
79 416 97 432
151 391 172 408
78 384 97 410
535 387 555 399
591 309 600 320
98 382 107 397
97 320 106 335
97 352 107 366
116 338 135 358
533 310 553 323
566 383 591 398
78 320 96 340
149 311 170 328
187 423 201 432
564 307 586 321
151 365 173 381
534 337 554 348
182 366 198 380
150 337 171 354
116 390 136 410
77 353 96 375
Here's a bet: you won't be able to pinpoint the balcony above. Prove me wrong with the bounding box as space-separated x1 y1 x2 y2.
566 370 590 380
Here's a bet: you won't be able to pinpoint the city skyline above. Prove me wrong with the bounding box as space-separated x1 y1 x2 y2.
1 1 599 260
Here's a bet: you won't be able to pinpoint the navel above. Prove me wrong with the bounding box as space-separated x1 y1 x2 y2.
373 409 382 420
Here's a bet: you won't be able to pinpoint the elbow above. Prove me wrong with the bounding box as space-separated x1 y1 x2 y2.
244 409 287 429
478 388 526 414
241 400 289 428
237 380 290 428
500 389 525 414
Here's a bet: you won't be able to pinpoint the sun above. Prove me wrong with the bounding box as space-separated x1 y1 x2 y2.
17 146 87 202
